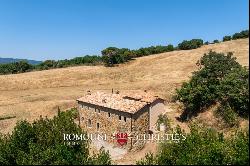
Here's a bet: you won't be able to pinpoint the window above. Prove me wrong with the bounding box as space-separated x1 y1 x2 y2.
108 112 111 118
98 109 101 113
97 123 100 130
124 117 126 122
119 115 122 120
88 119 92 127
81 117 84 121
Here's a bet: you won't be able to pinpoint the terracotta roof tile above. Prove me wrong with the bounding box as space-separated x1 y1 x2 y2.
77 91 161 114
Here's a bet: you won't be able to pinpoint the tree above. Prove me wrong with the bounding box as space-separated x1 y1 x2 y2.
0 109 111 165
137 125 249 165
0 61 33 75
166 44 175 51
178 39 204 50
213 40 220 43
101 47 130 66
175 51 246 120
223 36 231 42
232 30 249 40
204 41 209 45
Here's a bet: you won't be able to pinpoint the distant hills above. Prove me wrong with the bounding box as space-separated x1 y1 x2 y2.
0 57 42 65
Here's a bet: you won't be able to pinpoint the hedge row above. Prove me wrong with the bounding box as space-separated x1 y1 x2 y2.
0 30 248 74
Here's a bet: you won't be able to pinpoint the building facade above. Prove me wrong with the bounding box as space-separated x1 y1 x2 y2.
76 91 165 150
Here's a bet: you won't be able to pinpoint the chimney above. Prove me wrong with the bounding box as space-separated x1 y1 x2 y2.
112 88 114 94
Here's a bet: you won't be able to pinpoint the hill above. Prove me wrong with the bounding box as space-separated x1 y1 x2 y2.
0 39 249 134
0 57 42 65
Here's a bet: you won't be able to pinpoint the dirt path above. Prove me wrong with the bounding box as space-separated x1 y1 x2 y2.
114 142 158 165
91 139 128 160
114 105 186 165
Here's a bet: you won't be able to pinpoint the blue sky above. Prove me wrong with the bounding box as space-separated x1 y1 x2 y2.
0 0 249 61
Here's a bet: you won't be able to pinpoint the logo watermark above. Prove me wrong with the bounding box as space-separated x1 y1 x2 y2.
63 132 186 146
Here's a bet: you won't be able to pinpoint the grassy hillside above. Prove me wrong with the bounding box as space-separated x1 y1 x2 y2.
0 38 249 134
0 57 42 65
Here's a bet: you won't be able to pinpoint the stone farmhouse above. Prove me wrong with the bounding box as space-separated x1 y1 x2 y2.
76 90 165 150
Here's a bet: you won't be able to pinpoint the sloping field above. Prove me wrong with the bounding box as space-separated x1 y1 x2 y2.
0 38 249 134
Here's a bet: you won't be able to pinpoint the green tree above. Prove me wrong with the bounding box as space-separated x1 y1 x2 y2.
213 39 220 43
176 51 246 120
178 39 203 50
137 125 249 165
223 36 232 41
219 67 249 117
232 30 249 40
204 41 209 45
0 61 33 75
0 109 111 165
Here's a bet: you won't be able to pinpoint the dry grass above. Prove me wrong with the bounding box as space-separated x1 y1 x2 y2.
0 38 249 134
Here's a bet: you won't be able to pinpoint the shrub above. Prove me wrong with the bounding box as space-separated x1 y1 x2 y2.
35 56 102 70
0 61 33 75
223 36 232 41
156 114 171 131
137 125 249 165
156 114 171 130
232 30 249 40
213 39 220 43
204 41 209 45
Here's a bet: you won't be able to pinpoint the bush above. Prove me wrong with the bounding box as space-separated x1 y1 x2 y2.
204 41 209 45
232 30 249 40
213 39 220 43
0 109 111 165
0 61 33 75
178 39 203 50
223 36 232 41
35 56 102 70
156 114 171 131
137 125 249 165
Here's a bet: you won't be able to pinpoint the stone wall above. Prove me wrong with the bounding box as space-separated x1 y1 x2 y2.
77 101 150 151
78 101 132 149
131 105 150 150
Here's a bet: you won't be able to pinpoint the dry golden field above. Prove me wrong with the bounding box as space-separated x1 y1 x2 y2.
0 38 249 134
